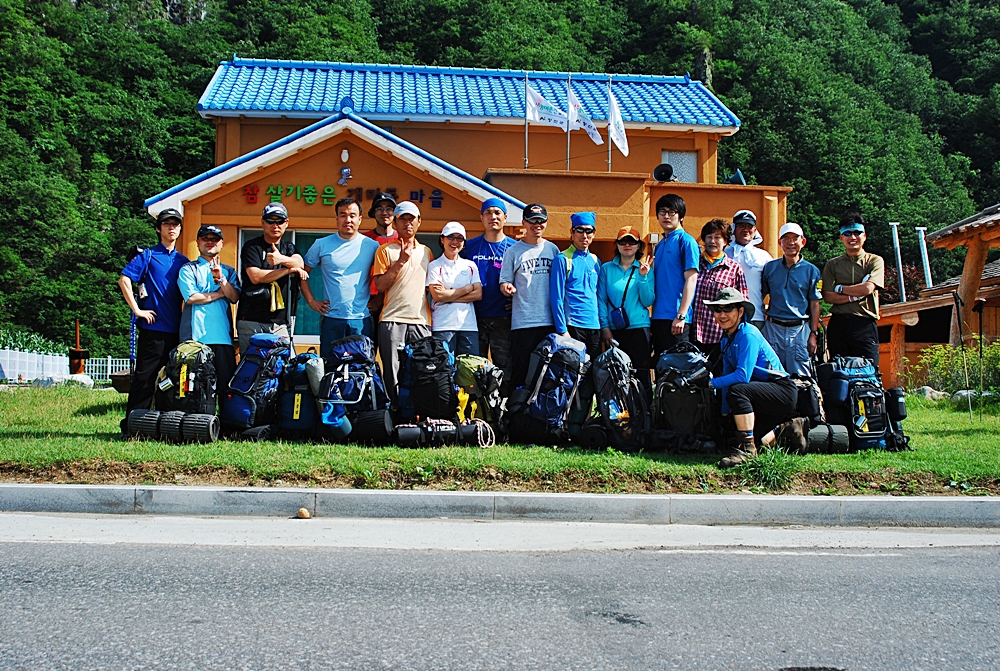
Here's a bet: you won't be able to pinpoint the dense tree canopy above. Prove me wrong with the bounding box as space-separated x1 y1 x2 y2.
3 0 997 353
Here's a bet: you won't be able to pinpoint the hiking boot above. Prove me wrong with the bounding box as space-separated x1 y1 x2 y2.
718 436 757 469
778 417 810 454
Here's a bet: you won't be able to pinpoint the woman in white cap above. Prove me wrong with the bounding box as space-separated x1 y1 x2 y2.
426 222 482 356
703 287 799 468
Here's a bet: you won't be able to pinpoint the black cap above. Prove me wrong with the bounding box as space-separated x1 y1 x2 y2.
522 203 548 223
155 208 183 226
368 192 397 218
197 224 223 239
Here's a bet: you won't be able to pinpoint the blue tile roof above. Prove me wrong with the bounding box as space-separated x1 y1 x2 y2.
198 58 740 129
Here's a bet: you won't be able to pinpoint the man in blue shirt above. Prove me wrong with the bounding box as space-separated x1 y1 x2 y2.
651 194 699 357
118 208 190 436
301 198 380 361
178 225 241 409
461 198 516 390
550 212 602 360
761 223 822 377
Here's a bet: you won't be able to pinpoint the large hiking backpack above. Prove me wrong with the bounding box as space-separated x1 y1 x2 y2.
221 333 291 430
508 334 591 443
153 340 217 414
817 356 908 451
279 350 322 436
316 336 392 443
396 336 458 422
652 342 718 452
454 354 504 429
588 346 650 452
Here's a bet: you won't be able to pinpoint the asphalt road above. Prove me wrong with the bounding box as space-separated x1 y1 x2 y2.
1 517 998 670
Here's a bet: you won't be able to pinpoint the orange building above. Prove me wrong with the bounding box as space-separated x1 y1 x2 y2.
145 59 791 348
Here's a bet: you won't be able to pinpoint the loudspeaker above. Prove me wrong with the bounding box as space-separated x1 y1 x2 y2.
724 169 746 185
652 163 674 182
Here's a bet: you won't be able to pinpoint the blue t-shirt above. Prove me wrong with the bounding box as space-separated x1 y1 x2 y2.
652 228 700 321
121 243 189 335
177 257 241 345
711 322 787 414
761 257 822 321
303 233 379 321
461 234 515 319
550 248 601 332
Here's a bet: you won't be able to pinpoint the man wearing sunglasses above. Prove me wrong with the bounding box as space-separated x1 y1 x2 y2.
821 212 885 370
550 212 602 360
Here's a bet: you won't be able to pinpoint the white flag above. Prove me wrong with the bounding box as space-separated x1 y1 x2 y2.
608 89 629 157
526 85 568 131
568 89 604 146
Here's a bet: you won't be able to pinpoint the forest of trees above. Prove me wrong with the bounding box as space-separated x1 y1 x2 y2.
2 0 998 355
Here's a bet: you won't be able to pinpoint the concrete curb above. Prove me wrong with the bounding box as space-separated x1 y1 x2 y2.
1 484 998 527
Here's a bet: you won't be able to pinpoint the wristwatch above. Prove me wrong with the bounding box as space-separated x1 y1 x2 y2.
675 313 686 321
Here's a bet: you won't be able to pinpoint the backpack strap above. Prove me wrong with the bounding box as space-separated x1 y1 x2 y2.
561 246 576 275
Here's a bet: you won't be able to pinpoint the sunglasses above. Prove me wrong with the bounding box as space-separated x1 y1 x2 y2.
616 239 639 245
572 227 596 235
263 218 287 225
710 305 740 314
841 231 862 238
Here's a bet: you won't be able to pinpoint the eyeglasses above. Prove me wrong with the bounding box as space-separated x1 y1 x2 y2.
444 235 465 242
374 206 394 214
657 208 679 218
710 305 739 314
841 231 862 238
572 228 596 235
616 239 639 246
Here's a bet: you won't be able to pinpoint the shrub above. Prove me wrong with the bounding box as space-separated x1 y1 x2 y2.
736 447 799 491
909 337 1000 392
0 324 66 355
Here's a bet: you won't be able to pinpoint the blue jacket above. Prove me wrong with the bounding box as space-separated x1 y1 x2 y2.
550 247 601 333
710 322 787 413
597 258 654 330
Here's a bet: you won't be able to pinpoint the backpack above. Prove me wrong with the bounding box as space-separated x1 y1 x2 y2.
790 375 826 426
454 354 505 429
316 336 391 442
590 346 650 452
817 356 907 451
153 340 217 415
397 336 458 422
279 350 322 435
652 343 718 452
221 333 291 430
507 334 590 442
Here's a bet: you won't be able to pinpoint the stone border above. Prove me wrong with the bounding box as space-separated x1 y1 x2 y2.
1 485 998 527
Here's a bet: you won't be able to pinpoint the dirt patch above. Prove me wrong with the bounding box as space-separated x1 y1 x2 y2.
1 461 997 496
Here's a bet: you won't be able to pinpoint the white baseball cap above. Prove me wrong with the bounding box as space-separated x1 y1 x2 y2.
441 221 467 239
779 222 805 239
394 201 420 218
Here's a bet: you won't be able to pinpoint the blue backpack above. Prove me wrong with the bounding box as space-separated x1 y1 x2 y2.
508 334 591 442
279 350 321 435
817 356 895 451
221 333 292 430
316 336 391 440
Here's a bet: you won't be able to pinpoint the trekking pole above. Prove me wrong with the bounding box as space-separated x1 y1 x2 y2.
288 275 300 352
973 298 986 421
952 291 973 421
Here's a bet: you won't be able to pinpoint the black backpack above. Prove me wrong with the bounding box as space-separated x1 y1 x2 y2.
817 356 909 451
589 346 650 452
397 336 458 421
652 342 718 452
154 340 217 415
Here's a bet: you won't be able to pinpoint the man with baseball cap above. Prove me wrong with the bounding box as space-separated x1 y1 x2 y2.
760 222 822 377
236 202 307 354
461 198 516 389
178 225 241 408
427 222 482 356
725 209 773 331
302 197 380 360
364 192 399 347
118 207 190 436
373 201 434 402
821 212 885 369
500 203 560 388
550 211 602 360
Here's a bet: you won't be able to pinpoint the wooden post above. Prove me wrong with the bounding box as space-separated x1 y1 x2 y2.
951 237 988 345
886 322 905 389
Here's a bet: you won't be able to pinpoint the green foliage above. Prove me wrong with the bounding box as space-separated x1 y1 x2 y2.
4 0 1000 354
735 447 799 491
0 323 66 354
909 337 1000 392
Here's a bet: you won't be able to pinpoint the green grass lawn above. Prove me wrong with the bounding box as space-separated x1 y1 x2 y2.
0 386 997 494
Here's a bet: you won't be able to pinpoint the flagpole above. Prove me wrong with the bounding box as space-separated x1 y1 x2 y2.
607 74 612 173
524 71 529 169
566 73 571 171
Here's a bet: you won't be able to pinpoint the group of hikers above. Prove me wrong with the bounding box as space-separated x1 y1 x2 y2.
119 190 885 467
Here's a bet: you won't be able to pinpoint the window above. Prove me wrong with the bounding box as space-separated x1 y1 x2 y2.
660 150 698 183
